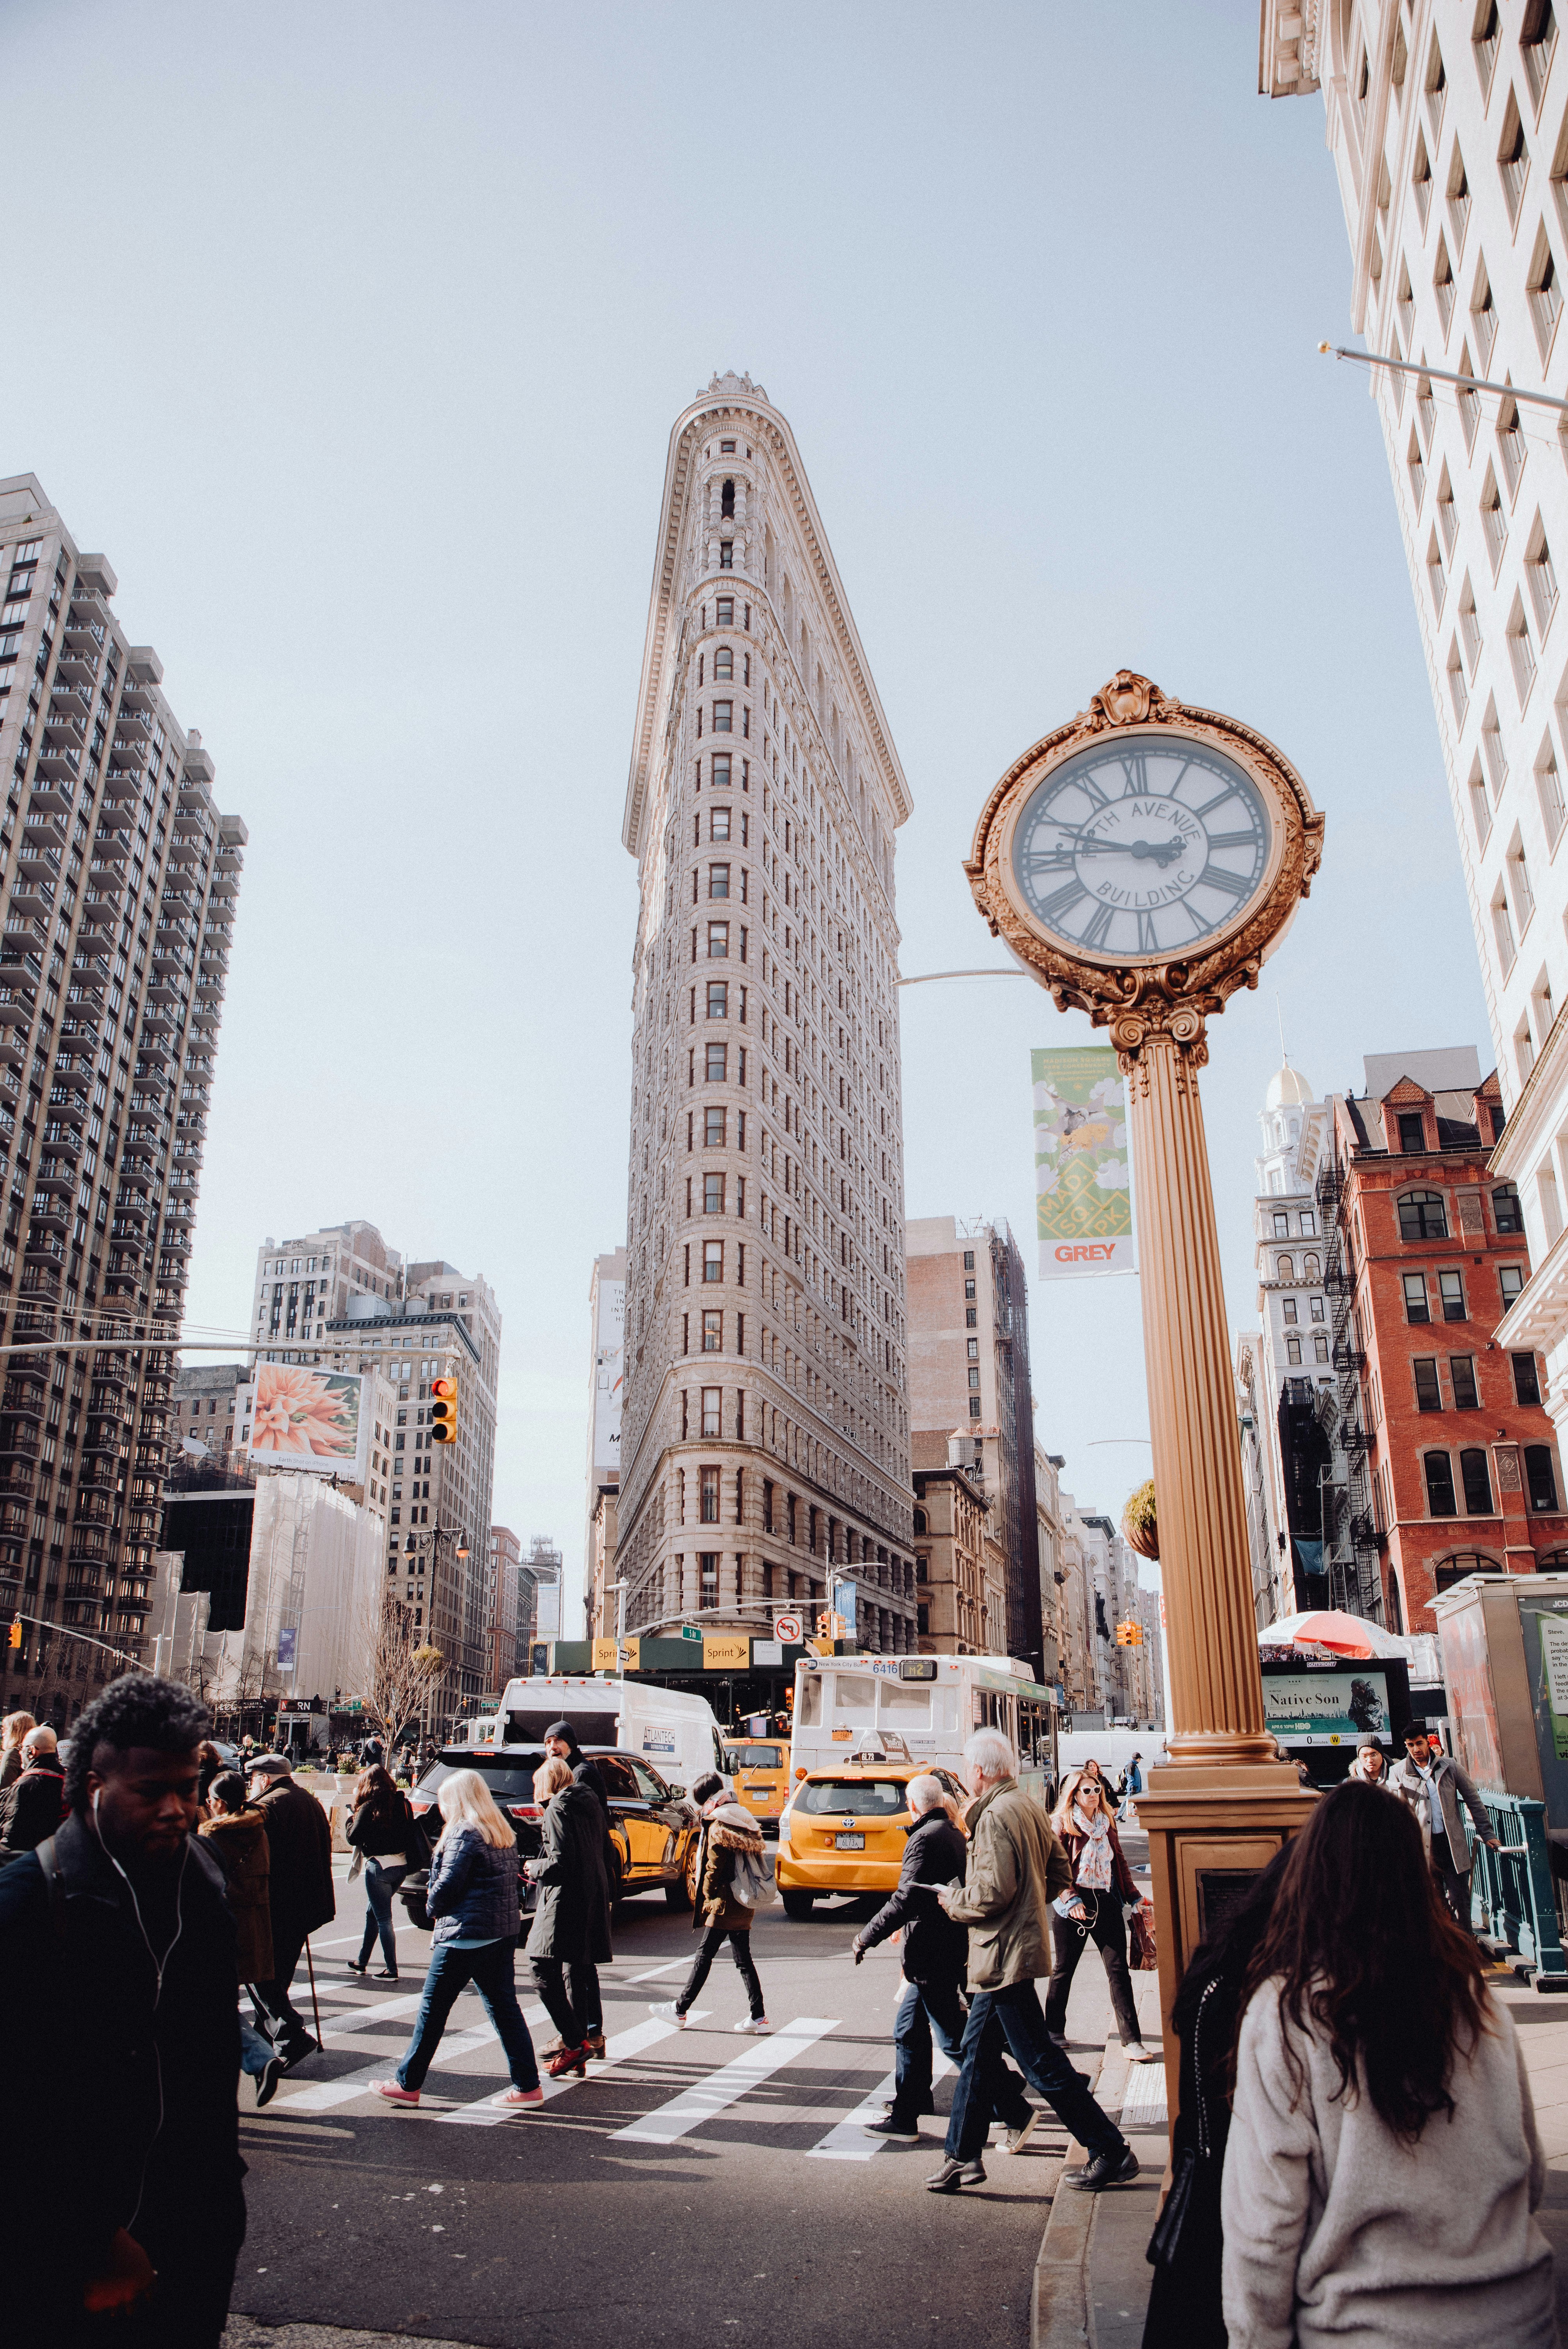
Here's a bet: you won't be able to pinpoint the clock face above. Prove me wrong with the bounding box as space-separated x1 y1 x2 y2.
1009 735 1274 962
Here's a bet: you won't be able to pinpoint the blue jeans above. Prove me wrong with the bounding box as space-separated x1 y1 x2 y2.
891 1977 1031 2131
239 2019 275 2077
396 1937 540 2092
358 1858 408 1971
944 1980 1126 2165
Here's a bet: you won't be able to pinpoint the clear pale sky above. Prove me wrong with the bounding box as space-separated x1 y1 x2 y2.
5 2 1489 1615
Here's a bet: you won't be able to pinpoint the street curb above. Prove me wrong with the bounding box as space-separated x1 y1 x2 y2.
1030 2035 1132 2349
226 2321 488 2349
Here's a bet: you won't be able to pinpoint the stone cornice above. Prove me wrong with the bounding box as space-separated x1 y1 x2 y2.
623 385 911 860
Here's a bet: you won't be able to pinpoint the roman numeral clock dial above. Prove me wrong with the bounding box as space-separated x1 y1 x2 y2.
1012 736 1272 962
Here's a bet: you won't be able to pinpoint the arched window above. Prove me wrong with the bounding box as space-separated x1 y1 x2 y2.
1278 1255 1294 1282
1435 1551 1504 1592
1493 1183 1525 1233
1304 1254 1321 1282
713 645 733 679
1527 1445 1560 1511
913 1508 927 1535
1386 1575 1404 1635
1399 1189 1448 1240
721 477 736 519
1424 1451 1457 1514
1459 1447 1495 1515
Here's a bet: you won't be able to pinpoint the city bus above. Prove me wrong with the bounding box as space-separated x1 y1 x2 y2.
787 1653 1058 1806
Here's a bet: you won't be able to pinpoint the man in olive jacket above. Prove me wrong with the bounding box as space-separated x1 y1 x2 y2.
928 1729 1135 2195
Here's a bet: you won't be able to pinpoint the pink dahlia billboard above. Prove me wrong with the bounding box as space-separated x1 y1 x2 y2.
241 1363 371 1482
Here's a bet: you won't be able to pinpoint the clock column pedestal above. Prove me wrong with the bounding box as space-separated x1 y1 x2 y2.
1118 1021 1315 2128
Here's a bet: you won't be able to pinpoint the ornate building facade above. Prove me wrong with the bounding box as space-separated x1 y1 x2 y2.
617 374 918 1651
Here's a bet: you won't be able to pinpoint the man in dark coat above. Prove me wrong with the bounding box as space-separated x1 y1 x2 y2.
246 1751 335 2066
0 1672 244 2345
543 1720 609 1821
525 1767 613 2057
851 1775 1036 2146
0 1723 67 1859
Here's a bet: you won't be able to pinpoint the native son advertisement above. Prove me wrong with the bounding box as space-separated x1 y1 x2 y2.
1032 1046 1135 1278
1264 1667 1392 1747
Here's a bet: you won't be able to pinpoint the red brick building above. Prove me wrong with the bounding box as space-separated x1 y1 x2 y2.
1320 1052 1568 1635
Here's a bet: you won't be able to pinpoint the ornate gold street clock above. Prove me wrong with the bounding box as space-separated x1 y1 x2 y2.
965 669 1323 2080
964 670 1324 1070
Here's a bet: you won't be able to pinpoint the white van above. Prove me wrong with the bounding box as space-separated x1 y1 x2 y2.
496 1675 729 1795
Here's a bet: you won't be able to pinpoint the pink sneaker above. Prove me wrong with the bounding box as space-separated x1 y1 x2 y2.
497 2085 545 2107
372 2079 419 2105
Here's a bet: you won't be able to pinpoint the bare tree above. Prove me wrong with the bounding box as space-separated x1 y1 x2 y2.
358 1586 445 1750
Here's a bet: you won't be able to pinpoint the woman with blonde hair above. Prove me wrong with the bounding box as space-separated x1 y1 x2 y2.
1044 1766 1159 2062
0 1710 36 1792
373 1766 541 2110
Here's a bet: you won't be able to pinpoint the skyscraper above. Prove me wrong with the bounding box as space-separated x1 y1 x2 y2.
0 475 244 1727
617 373 918 1652
1261 4 1568 1480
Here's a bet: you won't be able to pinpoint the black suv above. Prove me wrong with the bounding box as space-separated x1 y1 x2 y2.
406 1744 701 1911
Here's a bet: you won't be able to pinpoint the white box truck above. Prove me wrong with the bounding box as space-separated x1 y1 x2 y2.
496 1674 729 1795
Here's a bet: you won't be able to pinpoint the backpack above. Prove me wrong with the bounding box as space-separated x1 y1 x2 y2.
728 1844 776 1909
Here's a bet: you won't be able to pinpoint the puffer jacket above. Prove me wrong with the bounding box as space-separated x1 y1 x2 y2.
426 1822 520 1948
946 1778 1071 1990
199 1805 275 1982
694 1799 765 1931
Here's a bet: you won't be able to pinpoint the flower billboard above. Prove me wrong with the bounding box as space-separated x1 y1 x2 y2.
240 1363 371 1481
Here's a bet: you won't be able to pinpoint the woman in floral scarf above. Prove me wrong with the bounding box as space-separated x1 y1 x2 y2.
1044 1767 1160 2061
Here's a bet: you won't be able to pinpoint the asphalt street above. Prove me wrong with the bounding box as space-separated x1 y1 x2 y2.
229 1845 1150 2349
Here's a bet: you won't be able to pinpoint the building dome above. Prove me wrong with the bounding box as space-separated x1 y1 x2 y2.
1265 1061 1313 1111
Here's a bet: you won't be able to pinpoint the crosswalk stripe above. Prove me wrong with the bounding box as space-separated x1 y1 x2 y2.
612 2016 839 2146
805 2048 955 2161
438 2011 706 2127
281 2024 497 2113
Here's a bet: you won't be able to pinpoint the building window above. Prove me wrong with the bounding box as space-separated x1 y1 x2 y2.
1451 1354 1480 1409
701 1387 722 1439
1514 1351 1544 1405
702 1309 722 1352
967 1367 980 1390
1461 1447 1495 1515
963 1250 975 1270
1283 1296 1298 1324
1537 742 1567 845
713 701 732 733
1529 522 1560 633
1498 86 1529 220
1527 1443 1561 1509
1439 1269 1466 1321
711 752 731 789
1523 2 1559 104
1310 1296 1326 1321
1495 1183 1525 1233
1414 1357 1443 1412
714 646 733 680
1531 225 1565 359
710 803 731 841
1398 1189 1448 1240
703 1239 723 1281
1277 1254 1294 1282
1425 1451 1458 1515
1434 233 1456 335
1313 1334 1330 1363
706 1043 727 1081
1509 600 1540 706
1493 883 1518 974
707 982 728 1018
1286 1335 1302 1365
1501 1264 1525 1308
1403 1272 1431 1323
707 921 729 957
968 1396 981 1420
1498 393 1527 496
1474 0 1500 96
1272 1210 1289 1237
708 863 730 899
965 1306 976 1328
704 1173 725 1214
1398 1111 1426 1152
1303 1253 1320 1281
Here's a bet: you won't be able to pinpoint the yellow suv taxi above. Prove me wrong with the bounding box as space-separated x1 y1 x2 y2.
774 1756 968 1918
722 1739 789 1833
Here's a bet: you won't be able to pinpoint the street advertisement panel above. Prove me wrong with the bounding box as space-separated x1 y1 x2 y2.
1518 1595 1568 1826
1032 1047 1135 1278
1436 1592 1506 1792
591 1276 625 1476
241 1363 371 1481
1263 1666 1391 1747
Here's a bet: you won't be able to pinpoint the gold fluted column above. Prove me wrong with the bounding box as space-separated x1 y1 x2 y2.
1125 1026 1273 1766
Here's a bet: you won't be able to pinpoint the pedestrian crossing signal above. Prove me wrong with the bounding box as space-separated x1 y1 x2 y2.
429 1377 458 1444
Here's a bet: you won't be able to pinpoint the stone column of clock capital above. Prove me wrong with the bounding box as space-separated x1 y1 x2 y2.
1118 1014 1275 1768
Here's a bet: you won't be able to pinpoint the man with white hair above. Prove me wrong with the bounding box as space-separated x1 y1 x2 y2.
927 1727 1136 2194
850 1772 1036 2148
0 1722 66 1860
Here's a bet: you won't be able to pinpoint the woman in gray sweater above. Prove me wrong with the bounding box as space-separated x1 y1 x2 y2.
1221 1782 1554 2349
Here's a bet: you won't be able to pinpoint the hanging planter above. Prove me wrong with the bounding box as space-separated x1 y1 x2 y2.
1122 1478 1158 1562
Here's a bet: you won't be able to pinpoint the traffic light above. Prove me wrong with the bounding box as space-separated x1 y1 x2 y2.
1114 1620 1144 1648
429 1376 458 1444
7 1619 20 1649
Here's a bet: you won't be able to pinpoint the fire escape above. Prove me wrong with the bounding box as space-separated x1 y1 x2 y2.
1316 1150 1384 1624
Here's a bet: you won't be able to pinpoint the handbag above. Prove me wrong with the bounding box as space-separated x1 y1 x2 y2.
1146 1976 1216 2272
1130 1902 1158 1972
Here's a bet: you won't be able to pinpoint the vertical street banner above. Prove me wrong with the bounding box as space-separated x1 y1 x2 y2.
1032 1047 1135 1278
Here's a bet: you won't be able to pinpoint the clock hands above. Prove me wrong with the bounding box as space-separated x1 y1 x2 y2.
1037 829 1189 867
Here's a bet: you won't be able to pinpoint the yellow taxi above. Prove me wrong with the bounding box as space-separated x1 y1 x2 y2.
774 1754 968 1918
722 1738 790 1832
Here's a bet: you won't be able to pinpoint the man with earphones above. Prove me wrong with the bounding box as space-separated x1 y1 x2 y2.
0 1672 244 2345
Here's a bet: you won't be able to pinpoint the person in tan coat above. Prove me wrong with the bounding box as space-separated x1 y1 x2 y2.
651 1770 771 2032
200 1770 282 2106
926 1729 1135 2195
